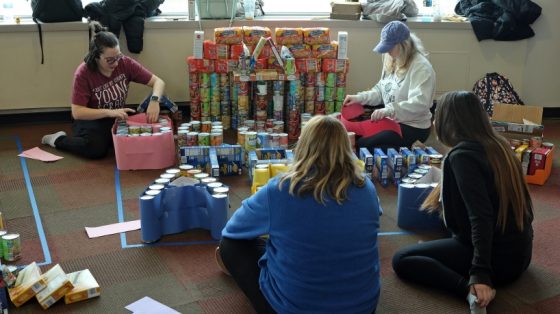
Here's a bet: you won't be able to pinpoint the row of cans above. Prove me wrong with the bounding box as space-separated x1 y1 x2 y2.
238 130 289 150
177 131 223 147
143 168 229 199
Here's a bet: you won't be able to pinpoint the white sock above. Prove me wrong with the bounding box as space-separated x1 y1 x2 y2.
41 131 66 148
467 293 487 314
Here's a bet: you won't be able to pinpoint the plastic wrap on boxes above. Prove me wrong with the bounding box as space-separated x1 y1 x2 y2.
35 264 74 310
64 269 101 304
8 262 47 307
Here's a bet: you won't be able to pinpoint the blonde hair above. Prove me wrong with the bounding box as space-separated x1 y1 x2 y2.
278 115 365 205
422 91 533 232
383 33 427 76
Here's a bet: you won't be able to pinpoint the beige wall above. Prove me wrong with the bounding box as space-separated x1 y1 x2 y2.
0 5 556 112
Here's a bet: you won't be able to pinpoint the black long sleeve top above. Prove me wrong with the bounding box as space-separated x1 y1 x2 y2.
441 141 533 287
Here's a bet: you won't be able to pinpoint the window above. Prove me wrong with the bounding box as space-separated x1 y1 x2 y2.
3 0 457 21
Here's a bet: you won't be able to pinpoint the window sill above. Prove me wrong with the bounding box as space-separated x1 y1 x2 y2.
0 15 470 33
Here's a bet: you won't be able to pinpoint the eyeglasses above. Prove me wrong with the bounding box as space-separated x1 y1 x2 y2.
104 54 124 65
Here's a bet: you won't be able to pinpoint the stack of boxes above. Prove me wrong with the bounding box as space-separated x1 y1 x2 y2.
7 262 99 310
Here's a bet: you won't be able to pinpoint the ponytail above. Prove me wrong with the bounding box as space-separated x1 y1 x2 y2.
84 21 119 71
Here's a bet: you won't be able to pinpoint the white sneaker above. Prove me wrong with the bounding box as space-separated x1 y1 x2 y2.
41 131 66 148
467 293 487 314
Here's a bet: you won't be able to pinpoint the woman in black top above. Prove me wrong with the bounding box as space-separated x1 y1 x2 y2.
392 91 533 313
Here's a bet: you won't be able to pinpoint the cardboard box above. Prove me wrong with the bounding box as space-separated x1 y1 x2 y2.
491 103 553 185
64 269 101 304
213 145 244 176
179 146 220 177
36 264 74 309
491 103 544 138
8 262 47 307
248 148 294 180
331 1 362 14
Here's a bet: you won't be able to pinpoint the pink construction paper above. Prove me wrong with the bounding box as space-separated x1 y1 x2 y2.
125 296 180 314
18 147 63 162
341 103 365 120
85 220 141 238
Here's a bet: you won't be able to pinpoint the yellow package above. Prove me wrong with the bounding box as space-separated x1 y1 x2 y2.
243 26 272 45
303 27 330 45
312 42 338 59
64 269 101 304
275 27 303 45
35 264 74 310
8 262 47 307
214 27 243 44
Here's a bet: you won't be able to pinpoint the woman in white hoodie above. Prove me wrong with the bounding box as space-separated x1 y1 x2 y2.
342 21 436 150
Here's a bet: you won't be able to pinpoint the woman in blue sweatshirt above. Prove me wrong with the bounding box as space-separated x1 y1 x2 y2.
217 115 381 313
392 91 533 314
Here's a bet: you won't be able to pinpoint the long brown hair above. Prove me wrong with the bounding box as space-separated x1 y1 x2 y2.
84 21 119 72
423 91 532 232
278 115 365 205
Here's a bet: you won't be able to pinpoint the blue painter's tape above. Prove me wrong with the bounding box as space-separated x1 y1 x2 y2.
379 231 415 236
124 240 219 249
114 166 128 248
15 136 52 266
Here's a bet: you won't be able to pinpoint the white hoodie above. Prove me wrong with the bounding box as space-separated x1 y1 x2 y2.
355 52 436 129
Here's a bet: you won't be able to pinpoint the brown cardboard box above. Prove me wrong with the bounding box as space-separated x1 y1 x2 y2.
491 103 544 138
331 1 362 15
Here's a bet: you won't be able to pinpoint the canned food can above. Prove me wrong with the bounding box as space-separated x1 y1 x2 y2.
198 132 210 146
210 132 223 146
179 164 194 176
190 121 201 132
166 168 181 178
0 230 6 258
278 133 289 148
2 233 21 262
257 132 270 148
245 131 257 151
187 169 202 177
0 212 5 231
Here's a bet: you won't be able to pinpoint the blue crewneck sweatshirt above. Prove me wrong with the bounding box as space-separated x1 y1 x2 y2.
223 176 381 313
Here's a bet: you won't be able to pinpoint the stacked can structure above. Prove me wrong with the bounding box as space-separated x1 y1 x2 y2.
189 72 201 121
187 27 350 145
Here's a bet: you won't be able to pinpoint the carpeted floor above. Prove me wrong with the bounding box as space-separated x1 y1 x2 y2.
0 118 558 313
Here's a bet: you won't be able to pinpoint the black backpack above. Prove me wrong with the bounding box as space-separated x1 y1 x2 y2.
31 0 84 63
472 72 524 116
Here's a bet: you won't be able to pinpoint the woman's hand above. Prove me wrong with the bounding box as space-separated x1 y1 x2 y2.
470 284 496 308
110 108 135 120
343 95 359 107
371 108 390 121
146 101 160 123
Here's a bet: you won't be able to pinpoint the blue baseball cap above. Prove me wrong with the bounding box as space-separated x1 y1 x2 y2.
373 21 410 53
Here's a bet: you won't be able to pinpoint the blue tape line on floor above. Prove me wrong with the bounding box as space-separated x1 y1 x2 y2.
14 136 52 266
379 231 415 236
114 166 128 249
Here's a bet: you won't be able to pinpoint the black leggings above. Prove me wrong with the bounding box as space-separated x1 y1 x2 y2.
55 118 114 159
357 123 431 152
219 237 275 314
392 238 532 299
